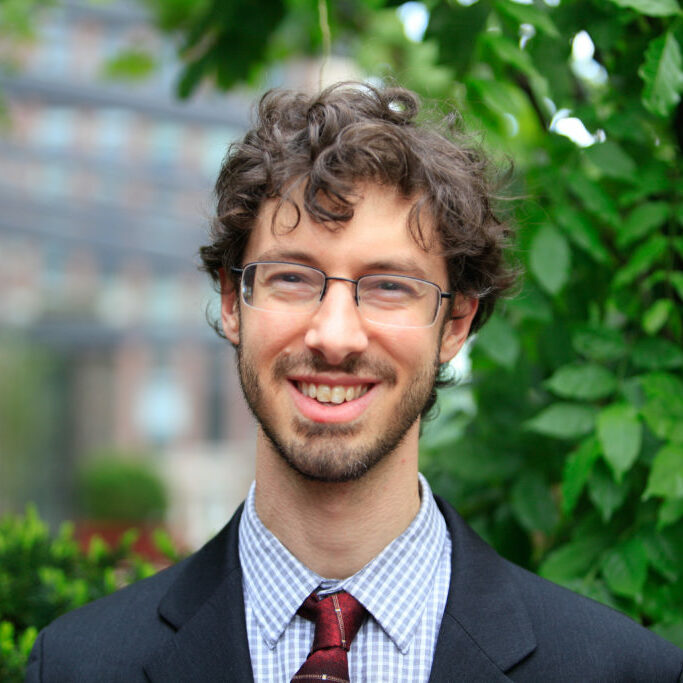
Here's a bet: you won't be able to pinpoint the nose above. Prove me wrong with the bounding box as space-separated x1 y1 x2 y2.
304 280 369 364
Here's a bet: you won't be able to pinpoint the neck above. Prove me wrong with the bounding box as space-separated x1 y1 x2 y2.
253 427 422 579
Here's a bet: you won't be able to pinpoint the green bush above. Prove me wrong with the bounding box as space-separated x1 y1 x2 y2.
0 506 162 682
76 455 167 522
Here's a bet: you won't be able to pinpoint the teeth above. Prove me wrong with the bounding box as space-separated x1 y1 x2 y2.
297 381 370 404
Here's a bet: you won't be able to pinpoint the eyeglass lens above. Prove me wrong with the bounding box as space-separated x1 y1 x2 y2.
241 262 441 328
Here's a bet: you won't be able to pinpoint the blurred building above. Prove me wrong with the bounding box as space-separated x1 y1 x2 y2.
0 0 257 547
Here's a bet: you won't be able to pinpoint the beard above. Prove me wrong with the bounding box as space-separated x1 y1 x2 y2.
235 344 440 483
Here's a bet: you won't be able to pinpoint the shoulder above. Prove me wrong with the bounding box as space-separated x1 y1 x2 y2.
505 559 683 680
26 507 244 683
26 560 186 683
434 496 683 681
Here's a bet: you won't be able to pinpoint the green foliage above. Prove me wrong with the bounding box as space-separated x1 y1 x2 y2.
0 506 161 682
607 0 681 15
0 0 54 42
76 454 168 522
100 50 157 81
417 0 683 648
133 0 682 648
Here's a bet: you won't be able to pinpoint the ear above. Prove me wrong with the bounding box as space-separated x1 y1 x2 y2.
219 268 240 345
439 296 478 364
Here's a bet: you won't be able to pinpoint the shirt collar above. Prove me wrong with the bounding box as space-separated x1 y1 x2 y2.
238 473 447 654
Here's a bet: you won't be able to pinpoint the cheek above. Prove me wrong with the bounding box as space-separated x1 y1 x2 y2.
242 311 306 354
375 328 439 367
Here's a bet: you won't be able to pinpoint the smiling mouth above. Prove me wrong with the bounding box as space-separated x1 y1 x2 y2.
295 381 372 404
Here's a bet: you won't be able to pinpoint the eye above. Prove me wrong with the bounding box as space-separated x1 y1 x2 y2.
362 276 422 301
375 279 411 292
272 272 306 284
259 264 321 294
271 272 317 287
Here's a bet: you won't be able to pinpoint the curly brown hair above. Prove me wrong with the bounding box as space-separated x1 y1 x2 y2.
199 81 517 418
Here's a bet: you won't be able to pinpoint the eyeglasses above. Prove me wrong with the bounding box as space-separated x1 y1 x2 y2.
231 261 453 328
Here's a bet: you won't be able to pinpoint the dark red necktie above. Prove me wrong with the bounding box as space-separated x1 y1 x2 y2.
291 591 367 682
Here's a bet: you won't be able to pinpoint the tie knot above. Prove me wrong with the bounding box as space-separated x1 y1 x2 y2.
298 591 367 652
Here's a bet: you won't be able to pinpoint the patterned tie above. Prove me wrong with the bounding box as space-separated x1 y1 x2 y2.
291 591 367 682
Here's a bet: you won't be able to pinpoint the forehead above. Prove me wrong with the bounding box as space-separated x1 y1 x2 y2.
243 184 447 281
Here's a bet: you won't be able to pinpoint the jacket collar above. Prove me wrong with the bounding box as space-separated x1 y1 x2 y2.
428 497 536 682
144 504 254 682
144 496 536 682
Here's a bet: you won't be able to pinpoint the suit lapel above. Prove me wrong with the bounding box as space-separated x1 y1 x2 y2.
143 497 536 682
429 498 536 682
144 505 254 682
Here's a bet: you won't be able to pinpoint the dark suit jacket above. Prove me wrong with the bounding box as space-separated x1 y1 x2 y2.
26 497 683 682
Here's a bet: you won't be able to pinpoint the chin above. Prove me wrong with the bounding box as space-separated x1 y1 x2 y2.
263 420 413 484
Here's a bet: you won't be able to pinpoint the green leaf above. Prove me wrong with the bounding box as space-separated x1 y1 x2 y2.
643 299 673 335
608 0 681 16
639 371 683 399
425 1 491 77
529 224 571 295
100 50 156 81
510 471 559 534
567 173 620 226
639 31 683 117
494 0 560 37
474 313 520 369
584 141 637 181
436 439 522 483
588 463 630 521
613 235 668 288
644 444 683 498
153 528 180 562
633 337 683 370
601 538 649 598
572 326 627 362
539 536 609 583
556 207 610 263
597 403 642 481
506 283 553 322
640 372 683 442
670 271 683 299
618 162 672 203
177 56 210 99
18 625 38 659
617 202 670 248
658 497 683 528
562 437 601 515
526 402 596 439
545 363 617 401
484 34 549 101
640 528 680 581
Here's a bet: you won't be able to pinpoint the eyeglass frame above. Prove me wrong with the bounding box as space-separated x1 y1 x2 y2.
230 260 456 328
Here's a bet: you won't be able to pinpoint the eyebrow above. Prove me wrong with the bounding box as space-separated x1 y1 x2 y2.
251 250 433 281
361 258 431 280
254 249 315 264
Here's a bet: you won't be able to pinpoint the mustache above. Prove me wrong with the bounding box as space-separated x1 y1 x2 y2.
272 352 397 385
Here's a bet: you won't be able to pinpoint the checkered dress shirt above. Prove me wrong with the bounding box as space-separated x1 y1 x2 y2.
239 473 451 682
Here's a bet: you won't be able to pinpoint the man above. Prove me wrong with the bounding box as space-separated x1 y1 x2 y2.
27 83 682 682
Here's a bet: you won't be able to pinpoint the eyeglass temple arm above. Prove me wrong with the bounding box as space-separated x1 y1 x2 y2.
441 291 469 321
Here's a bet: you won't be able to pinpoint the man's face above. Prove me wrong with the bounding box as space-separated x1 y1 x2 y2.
221 184 476 482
